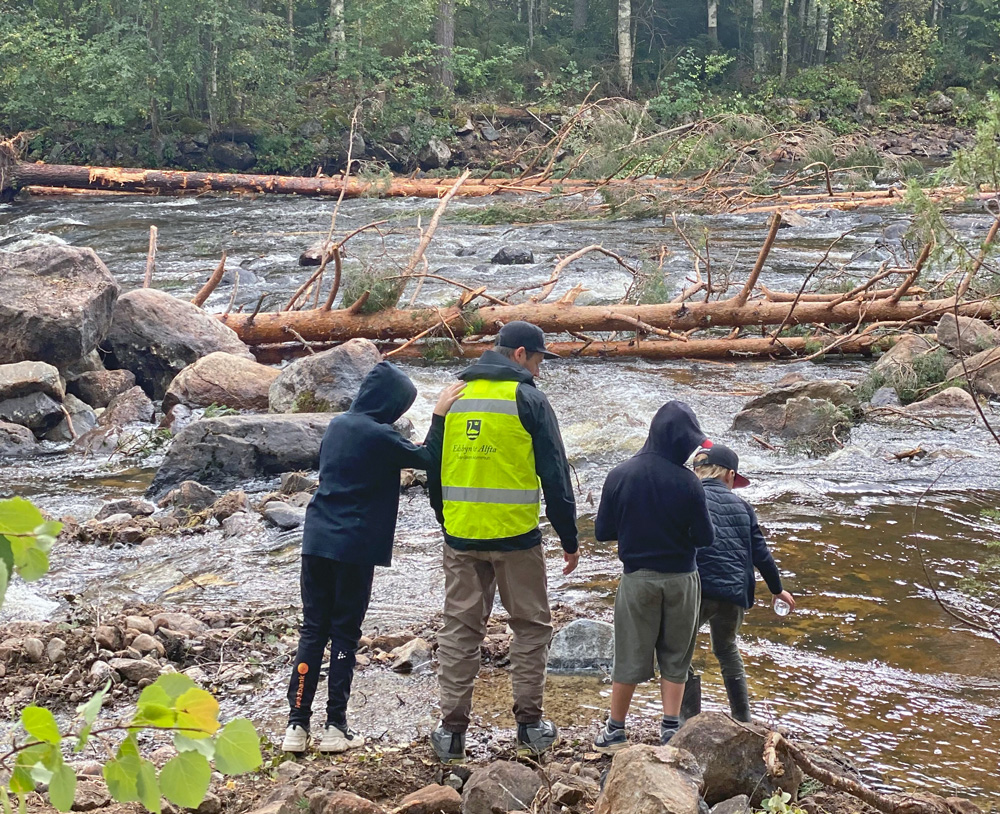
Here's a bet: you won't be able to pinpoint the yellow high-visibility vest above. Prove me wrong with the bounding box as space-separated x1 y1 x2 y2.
442 379 540 540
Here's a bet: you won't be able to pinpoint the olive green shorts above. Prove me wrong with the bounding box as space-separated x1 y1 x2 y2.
612 569 701 685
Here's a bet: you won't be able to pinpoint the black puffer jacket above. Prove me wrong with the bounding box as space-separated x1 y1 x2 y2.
697 478 783 608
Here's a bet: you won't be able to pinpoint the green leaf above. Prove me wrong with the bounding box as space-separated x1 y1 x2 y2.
213 719 262 776
47 761 76 812
77 681 110 726
174 687 219 738
17 546 49 582
148 673 197 703
74 723 92 753
132 702 175 729
21 706 61 744
9 767 34 794
0 538 13 589
135 759 161 814
159 751 210 809
0 498 44 535
0 559 8 610
14 743 52 766
34 520 62 539
103 755 140 803
174 734 215 759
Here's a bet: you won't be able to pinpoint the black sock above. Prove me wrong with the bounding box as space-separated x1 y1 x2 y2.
661 714 679 730
608 716 626 731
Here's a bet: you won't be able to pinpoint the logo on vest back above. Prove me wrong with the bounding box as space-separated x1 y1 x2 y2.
465 419 482 440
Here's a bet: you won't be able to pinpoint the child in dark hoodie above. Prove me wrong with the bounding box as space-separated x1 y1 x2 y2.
282 361 464 754
592 401 714 753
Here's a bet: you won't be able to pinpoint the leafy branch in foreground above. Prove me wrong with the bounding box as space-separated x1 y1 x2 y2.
0 497 61 609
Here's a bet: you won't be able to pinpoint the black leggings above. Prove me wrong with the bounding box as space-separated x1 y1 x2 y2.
287 555 375 728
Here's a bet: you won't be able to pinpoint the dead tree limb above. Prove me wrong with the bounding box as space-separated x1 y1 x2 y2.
735 212 782 306
191 251 227 307
143 225 158 288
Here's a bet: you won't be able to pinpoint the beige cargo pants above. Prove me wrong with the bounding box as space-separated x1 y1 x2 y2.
437 543 552 733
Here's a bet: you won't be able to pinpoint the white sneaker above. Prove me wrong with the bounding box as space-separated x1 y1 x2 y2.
282 724 309 753
318 723 365 753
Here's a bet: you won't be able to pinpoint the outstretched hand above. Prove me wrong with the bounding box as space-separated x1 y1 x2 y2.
433 381 466 416
774 590 796 612
563 550 580 575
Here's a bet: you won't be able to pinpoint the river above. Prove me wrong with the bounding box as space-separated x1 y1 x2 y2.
1 190 999 805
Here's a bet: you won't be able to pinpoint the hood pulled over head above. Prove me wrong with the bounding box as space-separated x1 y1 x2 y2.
639 400 708 465
349 361 417 424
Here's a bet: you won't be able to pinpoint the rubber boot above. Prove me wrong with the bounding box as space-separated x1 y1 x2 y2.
723 674 752 722
680 673 701 724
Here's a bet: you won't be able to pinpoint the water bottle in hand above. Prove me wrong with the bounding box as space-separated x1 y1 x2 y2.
773 597 791 617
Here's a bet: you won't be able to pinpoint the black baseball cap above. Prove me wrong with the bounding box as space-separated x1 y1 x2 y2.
695 443 750 488
496 321 560 359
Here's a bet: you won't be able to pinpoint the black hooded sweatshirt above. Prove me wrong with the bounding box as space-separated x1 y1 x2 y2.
428 350 578 554
595 401 715 573
301 361 444 568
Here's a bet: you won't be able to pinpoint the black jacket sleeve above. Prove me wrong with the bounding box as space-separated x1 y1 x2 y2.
516 384 579 554
594 474 619 542
746 500 783 594
426 417 445 525
686 479 716 549
389 414 445 471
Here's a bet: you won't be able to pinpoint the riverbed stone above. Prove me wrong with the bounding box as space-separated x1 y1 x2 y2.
906 386 977 414
0 245 120 367
70 778 112 811
741 379 858 412
669 712 801 806
281 472 319 494
491 247 535 265
263 501 307 529
0 420 37 457
210 141 257 171
547 619 615 673
105 288 253 399
68 369 137 408
709 795 750 814
0 391 64 434
99 385 155 427
162 480 218 513
594 745 703 814
936 314 1000 356
867 385 902 408
418 138 452 170
131 633 166 656
46 637 68 663
96 498 156 520
389 637 433 673
947 347 1000 396
152 611 207 635
22 637 45 662
163 351 280 413
309 790 385 814
109 657 161 683
392 784 462 814
873 333 936 375
733 396 850 447
148 413 329 498
45 393 98 442
462 762 542 814
0 361 65 401
268 339 381 413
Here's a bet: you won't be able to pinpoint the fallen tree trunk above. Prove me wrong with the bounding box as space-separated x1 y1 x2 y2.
220 296 993 346
250 335 893 365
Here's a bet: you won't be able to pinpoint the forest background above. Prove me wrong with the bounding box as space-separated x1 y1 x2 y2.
1 0 1000 173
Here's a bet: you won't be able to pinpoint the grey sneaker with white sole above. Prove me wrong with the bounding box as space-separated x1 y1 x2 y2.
319 723 365 753
281 724 309 753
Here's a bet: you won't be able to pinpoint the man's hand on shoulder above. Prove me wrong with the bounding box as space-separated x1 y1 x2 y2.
433 381 466 416
563 549 580 575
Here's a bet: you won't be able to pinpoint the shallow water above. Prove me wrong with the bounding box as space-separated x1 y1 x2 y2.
2 191 1000 804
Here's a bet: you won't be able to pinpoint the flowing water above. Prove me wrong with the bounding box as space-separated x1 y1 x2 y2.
2 191 1000 805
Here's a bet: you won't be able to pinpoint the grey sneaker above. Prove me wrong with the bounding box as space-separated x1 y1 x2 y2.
281 724 309 753
431 722 466 764
516 719 559 756
593 722 628 755
319 722 365 753
660 720 679 745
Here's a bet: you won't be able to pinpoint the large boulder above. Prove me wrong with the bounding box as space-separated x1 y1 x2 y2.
418 138 452 170
104 288 253 399
0 246 119 367
147 413 330 499
163 352 280 412
0 391 64 434
936 314 1000 356
740 379 858 412
44 393 98 442
594 745 703 814
0 361 65 402
906 386 976 415
547 619 615 673
462 761 542 814
733 396 851 447
947 347 1000 396
0 420 37 458
669 712 802 806
269 339 381 413
68 369 136 409
873 333 936 375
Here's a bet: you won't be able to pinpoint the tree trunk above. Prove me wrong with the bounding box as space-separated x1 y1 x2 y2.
753 0 766 73
540 0 548 27
286 0 295 64
707 0 719 42
617 0 633 95
780 0 790 81
329 0 345 62
573 0 588 32
528 0 535 50
815 0 829 65
436 0 456 90
803 0 816 62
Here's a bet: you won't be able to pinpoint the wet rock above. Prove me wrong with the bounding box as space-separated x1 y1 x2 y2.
223 512 257 538
90 660 114 682
491 247 535 265
269 339 381 413
462 761 542 814
547 619 615 673
96 498 156 520
392 784 462 814
281 472 319 494
299 241 330 266
947 347 1000 396
126 616 155 635
71 778 112 811
0 245 120 367
873 333 936 375
46 637 68 663
95 626 123 650
105 288 253 399
741 379 858 412
163 351 280 413
545 781 588 808
867 386 902 408
0 420 37 458
594 745 702 814
0 360 65 401
670 712 801 806
211 490 249 521
210 141 257 171
109 657 161 683
196 791 222 814
926 91 954 115
162 480 219 513
23 637 45 662
734 396 850 446
418 138 452 170
149 413 329 498
309 790 385 814
131 633 166 656
906 387 976 414
44 393 98 442
945 798 984 814
389 637 433 673
152 611 208 635
97 385 155 428
777 211 812 228
936 314 1000 356
0 391 64 434
388 125 411 145
709 795 750 814
263 501 307 529
61 349 105 379
68 369 137 409
480 123 501 142
371 631 415 651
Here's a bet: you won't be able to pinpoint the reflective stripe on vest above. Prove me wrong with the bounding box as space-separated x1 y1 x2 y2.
442 378 540 540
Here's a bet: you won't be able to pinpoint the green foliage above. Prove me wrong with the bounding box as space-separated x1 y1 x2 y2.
858 347 957 404
649 49 735 125
785 68 864 113
0 497 61 608
341 268 405 314
947 92 1000 190
757 790 805 814
203 404 240 418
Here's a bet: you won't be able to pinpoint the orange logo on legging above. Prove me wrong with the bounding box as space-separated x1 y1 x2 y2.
294 663 308 708
297 663 309 675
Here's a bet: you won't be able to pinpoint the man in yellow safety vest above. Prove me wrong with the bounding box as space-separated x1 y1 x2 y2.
429 321 579 763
